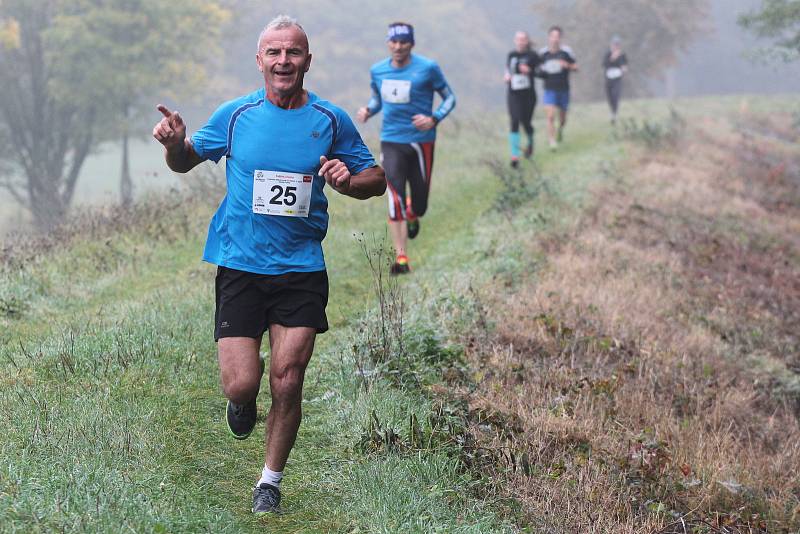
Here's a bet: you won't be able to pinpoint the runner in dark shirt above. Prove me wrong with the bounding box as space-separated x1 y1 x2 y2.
537 26 577 150
505 31 540 167
603 36 628 124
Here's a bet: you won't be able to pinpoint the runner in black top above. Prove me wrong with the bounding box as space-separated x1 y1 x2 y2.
537 26 577 150
505 31 540 167
603 36 628 124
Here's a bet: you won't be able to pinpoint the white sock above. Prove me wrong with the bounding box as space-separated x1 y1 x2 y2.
256 464 283 488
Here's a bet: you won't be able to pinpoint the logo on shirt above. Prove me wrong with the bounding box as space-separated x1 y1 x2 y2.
311 131 320 138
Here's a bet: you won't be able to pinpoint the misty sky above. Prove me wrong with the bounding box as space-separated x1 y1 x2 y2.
1 0 799 236
157 0 800 150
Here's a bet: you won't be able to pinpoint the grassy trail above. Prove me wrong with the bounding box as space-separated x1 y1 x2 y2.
10 95 775 532
0 107 611 533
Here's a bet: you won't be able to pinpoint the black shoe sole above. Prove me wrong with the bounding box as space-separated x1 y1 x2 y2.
407 220 420 240
389 263 411 276
226 399 256 440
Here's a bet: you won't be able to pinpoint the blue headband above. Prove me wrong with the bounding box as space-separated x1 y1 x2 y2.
387 24 414 44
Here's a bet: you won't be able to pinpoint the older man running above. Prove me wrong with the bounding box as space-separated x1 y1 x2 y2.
152 15 385 514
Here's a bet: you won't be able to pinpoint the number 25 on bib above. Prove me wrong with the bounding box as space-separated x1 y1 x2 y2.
253 170 313 218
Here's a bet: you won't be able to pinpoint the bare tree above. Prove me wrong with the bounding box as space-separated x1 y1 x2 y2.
0 0 95 231
739 0 800 62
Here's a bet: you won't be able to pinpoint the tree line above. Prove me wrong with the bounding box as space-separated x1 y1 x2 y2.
0 0 228 231
0 0 797 233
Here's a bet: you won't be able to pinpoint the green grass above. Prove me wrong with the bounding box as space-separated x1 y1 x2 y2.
3 95 794 533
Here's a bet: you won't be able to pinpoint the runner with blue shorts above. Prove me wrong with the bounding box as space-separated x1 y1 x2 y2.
538 26 578 150
357 22 456 275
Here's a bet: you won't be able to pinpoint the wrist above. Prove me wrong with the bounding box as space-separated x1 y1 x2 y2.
166 138 186 155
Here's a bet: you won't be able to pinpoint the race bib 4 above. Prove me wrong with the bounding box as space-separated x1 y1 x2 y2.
253 170 313 218
381 79 412 104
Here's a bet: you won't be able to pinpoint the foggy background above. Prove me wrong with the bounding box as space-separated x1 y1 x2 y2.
1 0 798 236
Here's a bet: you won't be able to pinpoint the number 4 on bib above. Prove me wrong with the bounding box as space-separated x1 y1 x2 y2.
381 79 411 104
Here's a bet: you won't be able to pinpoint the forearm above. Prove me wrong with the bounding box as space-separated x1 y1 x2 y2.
164 139 203 173
365 84 382 117
432 85 456 122
345 165 386 199
367 94 382 116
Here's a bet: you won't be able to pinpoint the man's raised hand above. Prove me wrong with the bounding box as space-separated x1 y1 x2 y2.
356 107 371 124
319 155 351 192
412 114 436 131
153 105 186 151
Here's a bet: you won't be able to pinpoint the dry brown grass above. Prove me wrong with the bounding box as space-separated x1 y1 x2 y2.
464 114 800 532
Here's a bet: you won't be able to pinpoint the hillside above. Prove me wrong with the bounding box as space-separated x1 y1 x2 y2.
0 95 798 533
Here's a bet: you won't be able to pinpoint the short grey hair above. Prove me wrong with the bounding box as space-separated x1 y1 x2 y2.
257 15 308 51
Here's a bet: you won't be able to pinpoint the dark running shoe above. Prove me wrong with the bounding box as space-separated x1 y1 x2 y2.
252 483 281 514
407 217 420 239
523 144 534 159
390 256 411 276
226 399 257 440
510 158 520 169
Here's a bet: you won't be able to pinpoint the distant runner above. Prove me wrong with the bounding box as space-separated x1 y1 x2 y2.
357 22 456 275
603 35 628 124
505 31 540 168
152 15 385 515
538 26 578 150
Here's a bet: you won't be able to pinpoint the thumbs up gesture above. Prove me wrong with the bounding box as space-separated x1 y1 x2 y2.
318 155 351 193
152 104 186 151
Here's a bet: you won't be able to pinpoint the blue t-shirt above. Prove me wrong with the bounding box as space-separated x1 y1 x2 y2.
191 89 376 275
368 54 452 144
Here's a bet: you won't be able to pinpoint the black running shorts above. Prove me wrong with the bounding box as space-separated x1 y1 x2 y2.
381 141 435 222
214 267 329 340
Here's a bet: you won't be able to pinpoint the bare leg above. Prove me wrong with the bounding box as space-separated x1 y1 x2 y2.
218 337 263 404
559 108 568 131
546 105 557 143
388 219 408 258
264 325 316 471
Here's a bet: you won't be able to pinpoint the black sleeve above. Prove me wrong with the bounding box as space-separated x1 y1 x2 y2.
620 53 628 67
507 52 514 73
602 51 611 69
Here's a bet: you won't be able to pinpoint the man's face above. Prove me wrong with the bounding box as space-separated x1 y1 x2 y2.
548 29 561 49
514 32 529 52
388 38 413 64
256 26 312 96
